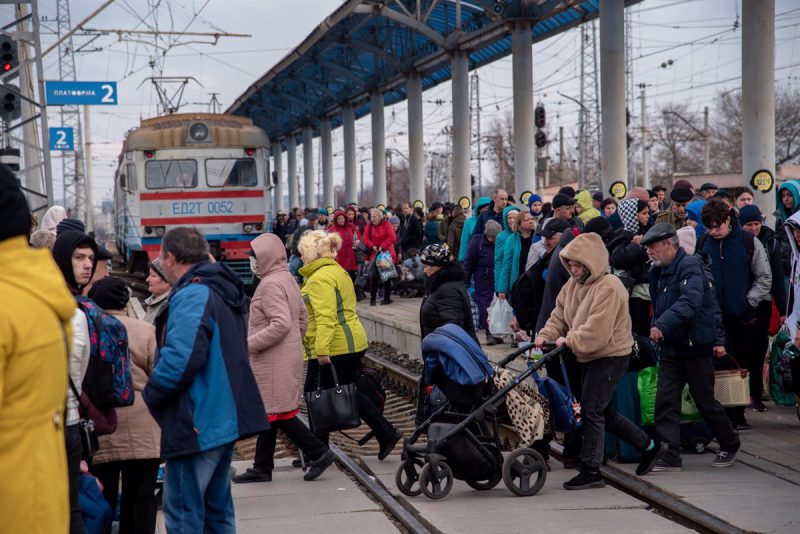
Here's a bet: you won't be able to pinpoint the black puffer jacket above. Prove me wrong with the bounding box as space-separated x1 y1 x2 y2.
420 262 477 341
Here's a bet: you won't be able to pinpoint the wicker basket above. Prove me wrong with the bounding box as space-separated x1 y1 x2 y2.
714 356 750 407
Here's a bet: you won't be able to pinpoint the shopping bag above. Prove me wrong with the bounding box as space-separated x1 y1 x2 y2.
487 295 514 336
375 251 398 282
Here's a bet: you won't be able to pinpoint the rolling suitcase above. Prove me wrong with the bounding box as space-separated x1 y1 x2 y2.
604 371 642 462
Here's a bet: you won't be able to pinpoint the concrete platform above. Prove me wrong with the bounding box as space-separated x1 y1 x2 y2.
157 457 400 533
358 297 800 533
363 455 690 534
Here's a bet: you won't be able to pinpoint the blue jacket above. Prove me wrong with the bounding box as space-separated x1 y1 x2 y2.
649 249 725 357
493 205 520 291
458 196 491 261
474 200 506 238
144 262 268 459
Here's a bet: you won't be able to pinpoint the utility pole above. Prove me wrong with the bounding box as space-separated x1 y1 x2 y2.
703 106 710 174
559 125 564 186
56 0 87 220
640 84 650 189
360 163 364 205
83 106 94 232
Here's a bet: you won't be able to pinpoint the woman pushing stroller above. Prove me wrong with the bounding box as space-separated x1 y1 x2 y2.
534 232 668 490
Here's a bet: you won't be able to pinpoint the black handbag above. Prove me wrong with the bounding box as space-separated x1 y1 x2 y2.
68 377 99 460
304 364 360 435
629 333 661 372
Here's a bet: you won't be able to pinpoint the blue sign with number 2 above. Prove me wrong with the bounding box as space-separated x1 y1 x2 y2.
49 127 74 151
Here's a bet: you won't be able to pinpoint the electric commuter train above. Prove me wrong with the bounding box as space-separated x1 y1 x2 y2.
114 113 270 283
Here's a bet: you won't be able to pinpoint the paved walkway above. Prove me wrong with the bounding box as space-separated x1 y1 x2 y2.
156 457 399 533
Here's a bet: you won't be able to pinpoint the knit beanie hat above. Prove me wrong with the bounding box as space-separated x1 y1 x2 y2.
0 163 31 242
676 226 697 255
670 187 693 203
88 277 130 310
389 216 400 225
739 205 763 226
484 219 502 239
56 217 86 236
148 257 167 281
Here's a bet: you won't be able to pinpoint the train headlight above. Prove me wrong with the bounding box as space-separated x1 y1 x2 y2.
189 122 209 142
154 226 166 237
144 226 153 235
243 223 254 233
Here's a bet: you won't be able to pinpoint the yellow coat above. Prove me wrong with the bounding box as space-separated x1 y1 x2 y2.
299 257 368 359
0 236 75 534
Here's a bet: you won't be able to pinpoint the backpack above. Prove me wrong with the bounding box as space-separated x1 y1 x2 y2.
530 358 576 433
75 296 134 409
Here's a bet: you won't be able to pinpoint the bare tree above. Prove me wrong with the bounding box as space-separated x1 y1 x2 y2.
651 102 704 179
484 111 515 192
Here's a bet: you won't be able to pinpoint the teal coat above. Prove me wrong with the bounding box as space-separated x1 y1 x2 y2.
493 205 521 292
458 196 492 261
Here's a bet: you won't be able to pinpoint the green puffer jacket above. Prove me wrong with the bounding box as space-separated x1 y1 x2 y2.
300 257 368 360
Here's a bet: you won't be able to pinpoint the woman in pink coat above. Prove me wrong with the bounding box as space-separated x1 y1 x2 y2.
233 233 334 483
361 208 397 306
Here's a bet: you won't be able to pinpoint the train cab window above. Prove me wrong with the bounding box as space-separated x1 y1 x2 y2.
206 158 257 187
126 163 138 191
145 160 198 189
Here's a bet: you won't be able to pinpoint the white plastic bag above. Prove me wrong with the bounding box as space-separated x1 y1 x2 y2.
487 295 514 336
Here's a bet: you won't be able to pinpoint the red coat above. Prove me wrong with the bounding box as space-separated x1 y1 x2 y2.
329 211 358 272
362 219 397 263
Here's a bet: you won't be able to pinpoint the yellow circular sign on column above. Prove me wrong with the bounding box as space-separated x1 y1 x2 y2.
326 206 334 215
376 204 386 212
519 191 533 205
413 200 424 210
750 169 774 193
458 196 471 210
609 181 628 200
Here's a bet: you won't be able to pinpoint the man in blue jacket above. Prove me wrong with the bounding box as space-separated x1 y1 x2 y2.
643 223 739 472
144 227 267 533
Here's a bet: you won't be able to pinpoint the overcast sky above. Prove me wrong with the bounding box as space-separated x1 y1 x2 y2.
7 0 800 203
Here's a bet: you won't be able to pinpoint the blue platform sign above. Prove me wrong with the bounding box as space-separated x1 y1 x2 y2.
49 127 74 151
45 81 118 106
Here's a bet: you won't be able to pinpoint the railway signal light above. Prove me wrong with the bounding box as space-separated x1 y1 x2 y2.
0 36 18 80
535 131 547 148
0 84 21 122
534 105 545 129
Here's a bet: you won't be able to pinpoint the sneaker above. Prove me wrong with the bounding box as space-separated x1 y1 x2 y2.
750 399 768 412
378 430 403 461
485 333 498 346
651 458 682 472
710 450 737 468
232 467 272 483
304 450 335 481
636 442 668 476
292 457 303 469
563 470 605 490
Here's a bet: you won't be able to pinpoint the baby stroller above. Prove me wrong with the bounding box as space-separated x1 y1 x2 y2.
396 324 563 500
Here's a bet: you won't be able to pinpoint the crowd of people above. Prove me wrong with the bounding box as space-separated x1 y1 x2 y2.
4 151 800 532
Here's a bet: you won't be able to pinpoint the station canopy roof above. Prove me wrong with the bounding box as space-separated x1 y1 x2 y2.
228 0 639 143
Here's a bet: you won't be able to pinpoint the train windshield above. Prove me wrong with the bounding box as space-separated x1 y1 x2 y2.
145 160 198 189
205 158 258 187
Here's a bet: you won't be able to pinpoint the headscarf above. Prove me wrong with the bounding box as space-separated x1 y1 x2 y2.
616 198 640 234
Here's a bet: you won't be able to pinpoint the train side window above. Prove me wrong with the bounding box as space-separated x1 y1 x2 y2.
206 158 257 187
145 160 198 189
126 163 138 191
